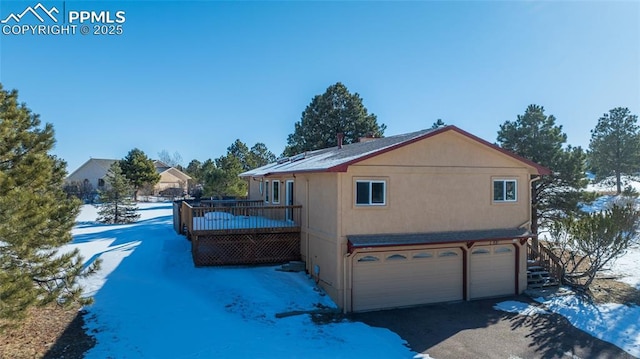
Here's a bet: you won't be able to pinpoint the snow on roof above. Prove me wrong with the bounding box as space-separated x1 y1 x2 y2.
240 125 551 177
241 128 437 177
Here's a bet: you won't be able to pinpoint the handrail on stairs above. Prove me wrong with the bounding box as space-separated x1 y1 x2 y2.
527 240 565 284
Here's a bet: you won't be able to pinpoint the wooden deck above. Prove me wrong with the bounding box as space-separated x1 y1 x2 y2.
177 200 302 266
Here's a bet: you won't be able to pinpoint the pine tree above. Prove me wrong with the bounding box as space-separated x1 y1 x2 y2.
497 104 588 234
119 148 160 201
284 82 386 156
0 84 99 322
97 163 140 224
248 142 276 169
588 107 640 194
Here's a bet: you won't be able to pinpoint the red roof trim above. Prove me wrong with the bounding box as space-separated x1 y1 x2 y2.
447 126 552 175
347 234 537 253
327 125 551 175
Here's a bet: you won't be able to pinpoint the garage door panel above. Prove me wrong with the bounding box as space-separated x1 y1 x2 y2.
353 248 463 311
470 245 515 299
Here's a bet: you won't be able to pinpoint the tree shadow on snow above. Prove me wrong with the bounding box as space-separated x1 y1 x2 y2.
41 215 187 358
71 216 173 244
135 204 173 211
508 299 636 359
352 296 635 359
42 309 96 359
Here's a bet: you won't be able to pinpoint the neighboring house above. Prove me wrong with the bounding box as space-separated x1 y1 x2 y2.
152 160 192 195
240 125 550 312
66 158 191 196
65 158 117 192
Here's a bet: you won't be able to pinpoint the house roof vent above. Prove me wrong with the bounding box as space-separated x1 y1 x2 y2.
290 152 306 162
276 157 290 164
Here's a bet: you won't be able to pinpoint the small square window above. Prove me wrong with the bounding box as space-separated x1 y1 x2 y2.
355 180 386 206
493 179 517 202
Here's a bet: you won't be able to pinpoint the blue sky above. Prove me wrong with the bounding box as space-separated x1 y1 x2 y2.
1 1 638 172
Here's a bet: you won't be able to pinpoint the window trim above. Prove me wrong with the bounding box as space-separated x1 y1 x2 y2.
355 180 387 206
492 179 518 203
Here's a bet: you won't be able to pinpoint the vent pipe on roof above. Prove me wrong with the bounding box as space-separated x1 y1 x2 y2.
337 132 344 149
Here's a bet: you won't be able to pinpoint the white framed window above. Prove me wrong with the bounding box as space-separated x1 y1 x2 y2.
265 180 269 203
355 180 386 206
493 179 517 202
272 181 280 204
259 180 263 195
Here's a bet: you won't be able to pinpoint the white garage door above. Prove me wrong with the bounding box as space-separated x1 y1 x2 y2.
352 248 463 312
469 245 515 299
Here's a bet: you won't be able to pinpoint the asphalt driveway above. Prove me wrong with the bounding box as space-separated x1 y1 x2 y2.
351 295 635 359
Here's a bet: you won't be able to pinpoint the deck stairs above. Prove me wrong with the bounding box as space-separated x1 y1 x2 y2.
527 260 560 289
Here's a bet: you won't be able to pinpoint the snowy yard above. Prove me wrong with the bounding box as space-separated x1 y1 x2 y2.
70 197 640 358
496 190 640 358
71 203 413 358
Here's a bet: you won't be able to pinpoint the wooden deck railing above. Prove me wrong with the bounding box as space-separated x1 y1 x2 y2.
528 240 565 284
178 200 302 266
199 199 265 208
181 201 301 237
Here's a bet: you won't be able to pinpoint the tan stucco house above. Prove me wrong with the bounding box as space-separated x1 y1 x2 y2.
66 158 191 196
240 125 550 312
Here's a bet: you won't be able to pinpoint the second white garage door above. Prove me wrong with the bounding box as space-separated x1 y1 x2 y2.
469 244 516 299
352 248 463 312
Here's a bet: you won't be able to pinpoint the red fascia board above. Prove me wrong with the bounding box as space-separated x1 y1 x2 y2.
347 233 536 253
255 125 551 176
448 126 552 175
327 128 448 173
328 125 551 175
258 168 327 178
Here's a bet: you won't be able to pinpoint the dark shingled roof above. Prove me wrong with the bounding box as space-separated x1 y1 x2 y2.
240 128 437 177
347 228 532 249
240 125 551 177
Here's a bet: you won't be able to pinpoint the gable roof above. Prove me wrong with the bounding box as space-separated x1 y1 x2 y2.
153 160 192 180
67 158 192 181
240 125 551 177
66 158 117 179
154 160 172 173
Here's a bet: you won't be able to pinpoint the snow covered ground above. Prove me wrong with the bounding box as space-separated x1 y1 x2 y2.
586 174 640 194
496 191 640 358
70 203 414 358
71 197 640 358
